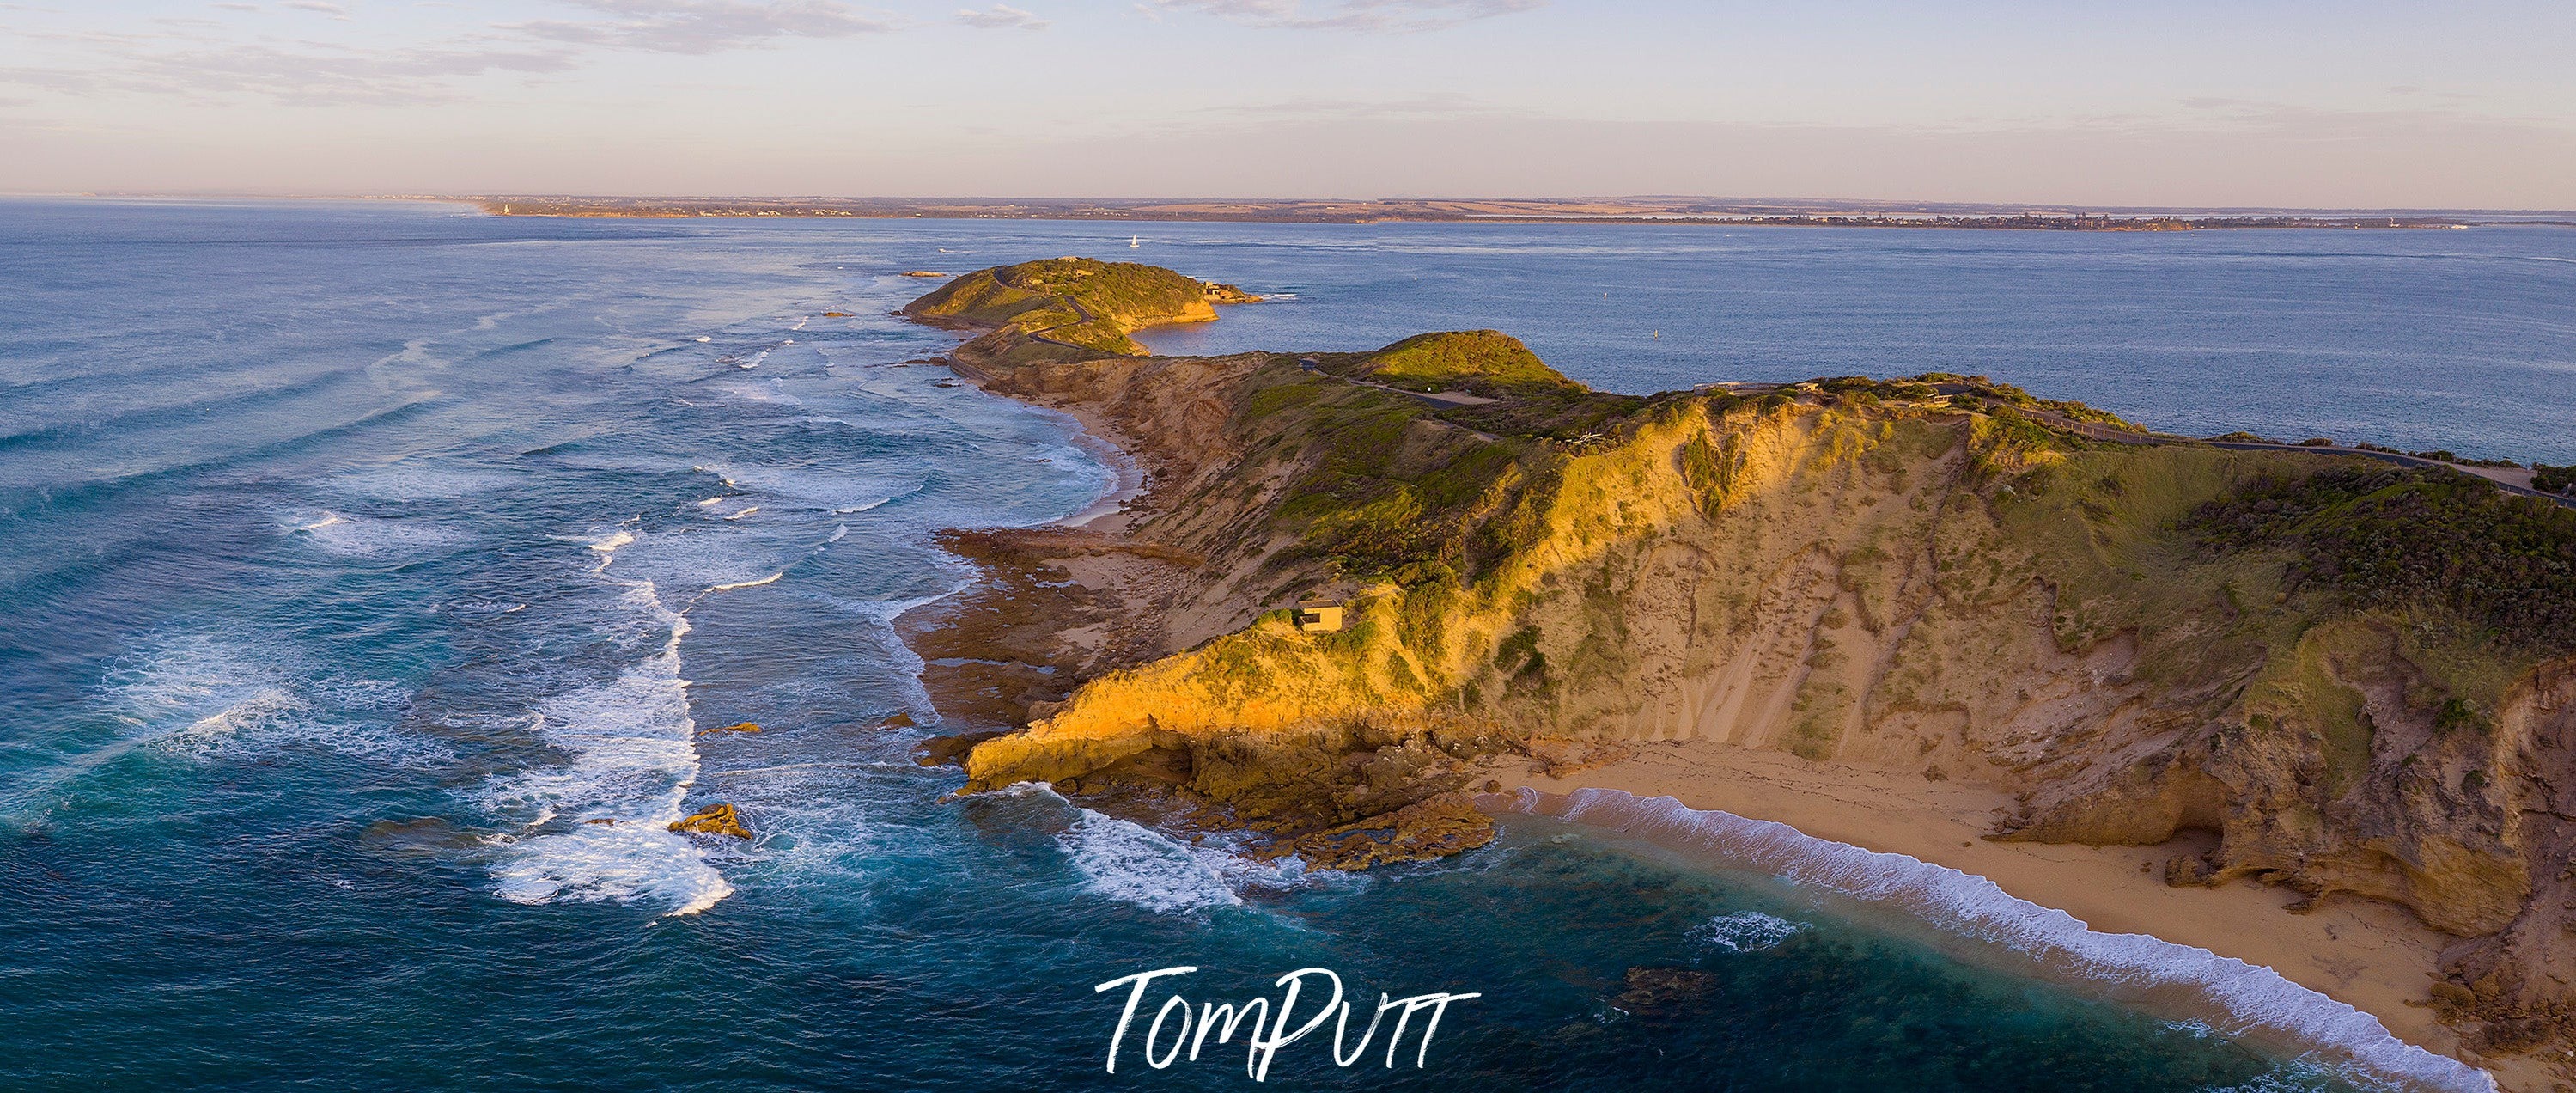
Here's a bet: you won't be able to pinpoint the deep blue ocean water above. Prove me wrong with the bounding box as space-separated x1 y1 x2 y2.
3 198 2558 1091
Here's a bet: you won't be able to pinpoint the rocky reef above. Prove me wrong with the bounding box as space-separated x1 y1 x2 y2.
670 803 751 839
898 260 2576 1070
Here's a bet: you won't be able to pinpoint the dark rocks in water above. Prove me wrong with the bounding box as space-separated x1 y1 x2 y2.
1287 791 1496 871
670 803 751 839
879 712 917 729
583 818 617 826
360 817 475 855
916 730 1006 768
1615 968 1718 1017
698 721 760 737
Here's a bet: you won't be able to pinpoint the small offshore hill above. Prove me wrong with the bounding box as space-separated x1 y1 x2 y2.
464 196 2566 229
899 257 1258 358
898 258 2576 1083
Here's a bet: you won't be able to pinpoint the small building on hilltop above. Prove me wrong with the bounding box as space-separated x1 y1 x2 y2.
1293 597 1345 633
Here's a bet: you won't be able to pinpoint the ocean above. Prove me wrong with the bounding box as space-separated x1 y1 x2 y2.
4 198 2562 1091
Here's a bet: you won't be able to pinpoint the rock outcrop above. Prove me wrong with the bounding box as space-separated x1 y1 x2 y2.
903 262 2576 1067
670 803 751 839
900 257 1226 362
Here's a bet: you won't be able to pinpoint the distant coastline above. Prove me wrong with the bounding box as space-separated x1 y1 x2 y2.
460 195 2575 230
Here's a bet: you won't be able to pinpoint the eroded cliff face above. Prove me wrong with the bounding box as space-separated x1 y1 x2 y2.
941 351 2576 1053
898 263 2576 1063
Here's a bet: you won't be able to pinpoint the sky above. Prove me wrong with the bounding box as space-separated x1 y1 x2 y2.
4 0 2573 209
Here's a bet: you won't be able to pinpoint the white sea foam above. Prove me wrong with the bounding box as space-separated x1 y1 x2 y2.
480 585 732 917
323 464 511 501
1691 910 1806 954
1057 809 1244 914
600 528 795 597
101 635 439 764
1498 788 2495 1093
282 509 471 558
708 571 783 592
703 461 923 516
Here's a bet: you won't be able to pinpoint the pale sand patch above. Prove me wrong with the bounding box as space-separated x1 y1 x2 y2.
1503 738 2551 1090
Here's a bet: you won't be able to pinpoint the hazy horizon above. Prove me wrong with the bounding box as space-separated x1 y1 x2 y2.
15 194 2574 218
9 1 2574 209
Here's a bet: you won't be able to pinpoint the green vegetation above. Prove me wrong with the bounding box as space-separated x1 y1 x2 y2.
1245 362 1552 587
2535 463 2576 496
1359 331 1580 392
2356 442 2524 469
1303 334 1643 441
2190 465 2576 651
1903 373 2144 430
1234 357 2171 589
902 257 1217 358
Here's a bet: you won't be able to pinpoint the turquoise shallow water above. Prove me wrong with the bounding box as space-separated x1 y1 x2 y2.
3 199 2548 1090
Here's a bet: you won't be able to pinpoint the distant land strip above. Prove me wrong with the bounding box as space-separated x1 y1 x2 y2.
454 196 2574 229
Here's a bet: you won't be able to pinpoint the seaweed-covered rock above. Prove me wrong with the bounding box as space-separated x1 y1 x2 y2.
670 803 751 839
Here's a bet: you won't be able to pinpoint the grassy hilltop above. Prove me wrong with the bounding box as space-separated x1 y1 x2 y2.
900 257 1251 360
910 260 2576 1064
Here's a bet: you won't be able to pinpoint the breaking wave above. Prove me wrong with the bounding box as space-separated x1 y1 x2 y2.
99 634 437 766
478 577 731 917
1692 910 1806 954
1057 809 1245 914
1495 788 2494 1093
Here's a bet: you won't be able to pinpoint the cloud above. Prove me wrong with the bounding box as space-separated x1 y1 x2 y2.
1148 0 1541 31
0 0 905 106
213 3 260 10
1 41 579 106
956 3 1046 29
501 0 896 54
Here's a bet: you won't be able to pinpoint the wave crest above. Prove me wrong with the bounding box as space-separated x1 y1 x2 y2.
1495 787 2494 1093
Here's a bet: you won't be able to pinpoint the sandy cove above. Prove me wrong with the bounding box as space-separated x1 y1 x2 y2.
910 373 2540 1087
893 265 2567 1090
1504 739 2548 1090
906 363 2541 1089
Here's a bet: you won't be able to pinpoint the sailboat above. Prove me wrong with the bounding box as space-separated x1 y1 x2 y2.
1130 235 1141 248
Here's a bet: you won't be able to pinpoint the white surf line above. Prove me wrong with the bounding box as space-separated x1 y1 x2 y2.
582 527 636 573
1492 787 2495 1093
707 761 917 778
707 571 784 593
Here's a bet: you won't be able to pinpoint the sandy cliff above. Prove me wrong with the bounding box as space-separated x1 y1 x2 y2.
899 260 2576 1075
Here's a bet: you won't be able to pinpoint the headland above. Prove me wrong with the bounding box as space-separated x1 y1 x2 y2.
892 256 2576 1090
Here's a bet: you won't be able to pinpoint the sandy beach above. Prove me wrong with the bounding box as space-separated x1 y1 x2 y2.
1506 739 2549 1090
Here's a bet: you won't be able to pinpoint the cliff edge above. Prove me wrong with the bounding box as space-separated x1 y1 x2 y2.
900 260 2576 1075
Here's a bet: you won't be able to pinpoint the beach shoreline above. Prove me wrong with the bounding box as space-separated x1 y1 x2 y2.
929 353 2539 1085
892 261 2562 1090
1497 740 2546 1090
